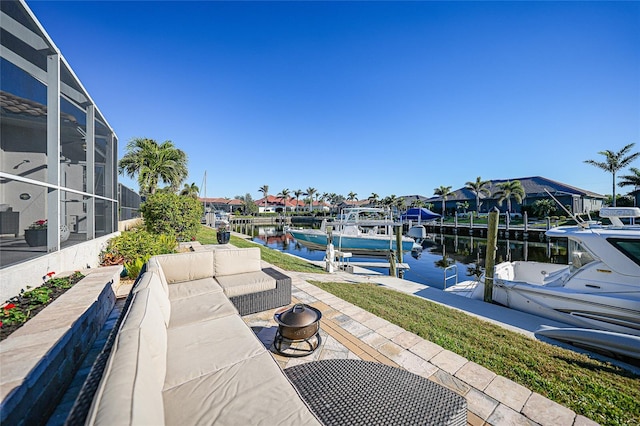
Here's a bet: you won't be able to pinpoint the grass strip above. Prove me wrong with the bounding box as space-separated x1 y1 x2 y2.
311 281 639 426
195 225 324 273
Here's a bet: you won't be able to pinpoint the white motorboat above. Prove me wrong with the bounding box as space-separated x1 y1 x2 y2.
445 207 640 340
287 207 418 253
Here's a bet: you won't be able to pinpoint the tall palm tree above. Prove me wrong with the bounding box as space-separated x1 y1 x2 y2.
433 186 452 217
118 137 188 196
293 189 304 212
494 180 525 214
465 176 491 217
277 188 290 215
584 143 640 206
259 185 269 211
368 193 379 207
179 182 199 198
305 187 317 212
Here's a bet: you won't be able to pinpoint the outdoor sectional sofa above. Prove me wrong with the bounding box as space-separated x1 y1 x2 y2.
82 248 322 425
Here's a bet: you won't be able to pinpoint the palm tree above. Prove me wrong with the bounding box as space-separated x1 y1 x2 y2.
179 182 199 198
465 176 491 217
382 194 396 209
293 189 304 212
305 187 317 212
368 193 379 207
347 191 358 205
584 143 640 206
618 167 640 202
533 199 557 218
433 186 452 217
411 199 425 208
277 188 290 215
118 137 188 196
494 180 525 215
259 185 269 212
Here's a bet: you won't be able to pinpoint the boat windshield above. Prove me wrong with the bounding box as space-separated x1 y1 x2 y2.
568 240 596 272
607 238 640 267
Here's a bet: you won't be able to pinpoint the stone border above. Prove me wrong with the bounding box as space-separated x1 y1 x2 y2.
0 266 122 425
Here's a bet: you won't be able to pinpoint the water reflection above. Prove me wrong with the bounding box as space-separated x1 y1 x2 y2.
236 224 568 289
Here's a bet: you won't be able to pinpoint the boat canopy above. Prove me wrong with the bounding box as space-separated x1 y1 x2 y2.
401 208 441 221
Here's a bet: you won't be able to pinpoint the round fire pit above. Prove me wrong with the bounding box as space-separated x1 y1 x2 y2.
273 304 322 357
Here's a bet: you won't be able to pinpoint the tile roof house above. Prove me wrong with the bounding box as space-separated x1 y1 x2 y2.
426 176 605 215
199 197 243 212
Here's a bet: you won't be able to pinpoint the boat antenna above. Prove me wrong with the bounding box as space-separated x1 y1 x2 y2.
544 189 588 229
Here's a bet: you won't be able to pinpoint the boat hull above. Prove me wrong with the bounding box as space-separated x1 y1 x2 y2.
536 326 640 359
287 229 415 252
492 281 640 337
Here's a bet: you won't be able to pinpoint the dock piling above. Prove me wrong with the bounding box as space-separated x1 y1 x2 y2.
484 207 499 303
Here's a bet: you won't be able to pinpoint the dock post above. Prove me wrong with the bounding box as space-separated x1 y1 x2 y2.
395 226 404 278
389 250 397 277
484 207 499 303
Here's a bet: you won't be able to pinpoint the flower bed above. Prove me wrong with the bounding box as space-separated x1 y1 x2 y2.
0 271 85 341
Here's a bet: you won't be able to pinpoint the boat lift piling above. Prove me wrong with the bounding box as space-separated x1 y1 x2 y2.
395 226 403 278
484 207 500 303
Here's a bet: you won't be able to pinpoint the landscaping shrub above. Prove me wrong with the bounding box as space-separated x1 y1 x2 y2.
101 228 176 271
124 256 148 280
140 192 203 240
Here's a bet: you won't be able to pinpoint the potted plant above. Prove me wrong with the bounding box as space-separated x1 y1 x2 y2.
24 219 47 247
216 221 231 244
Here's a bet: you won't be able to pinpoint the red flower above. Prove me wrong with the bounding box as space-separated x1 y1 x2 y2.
46 271 55 277
0 321 3 327
4 303 16 310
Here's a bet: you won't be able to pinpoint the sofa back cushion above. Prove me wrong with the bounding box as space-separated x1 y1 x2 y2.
133 272 171 327
214 247 261 276
152 251 215 283
145 257 170 294
88 328 165 426
87 288 168 425
119 288 168 386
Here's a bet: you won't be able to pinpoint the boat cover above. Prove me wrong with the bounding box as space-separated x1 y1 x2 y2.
401 208 441 221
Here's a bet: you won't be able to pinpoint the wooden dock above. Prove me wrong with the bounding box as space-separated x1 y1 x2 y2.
345 261 410 270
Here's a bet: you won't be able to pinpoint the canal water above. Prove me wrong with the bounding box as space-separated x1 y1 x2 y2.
235 224 569 290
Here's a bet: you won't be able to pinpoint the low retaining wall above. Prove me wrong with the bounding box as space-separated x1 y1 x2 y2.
0 266 122 426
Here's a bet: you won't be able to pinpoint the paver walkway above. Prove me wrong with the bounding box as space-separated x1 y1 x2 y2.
244 262 600 426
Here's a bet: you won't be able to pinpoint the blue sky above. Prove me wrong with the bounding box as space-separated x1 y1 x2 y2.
28 1 639 201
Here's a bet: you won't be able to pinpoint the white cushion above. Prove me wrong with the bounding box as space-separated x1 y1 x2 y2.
216 271 276 298
153 251 215 283
168 290 237 329
132 272 171 326
164 314 265 390
163 352 321 426
167 277 223 301
88 329 166 425
214 247 261 276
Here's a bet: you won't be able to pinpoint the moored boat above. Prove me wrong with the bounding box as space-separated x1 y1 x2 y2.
287 207 418 253
445 207 640 339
